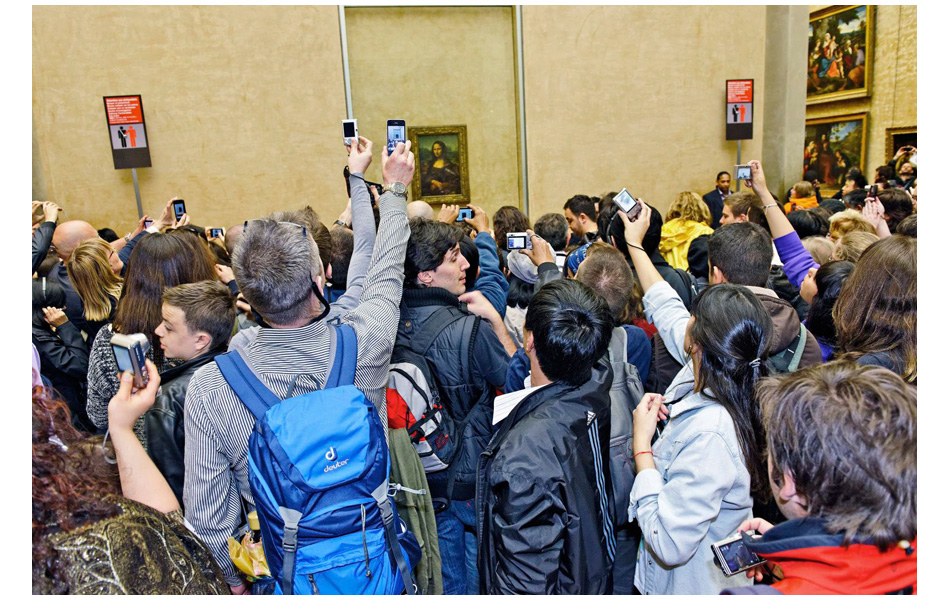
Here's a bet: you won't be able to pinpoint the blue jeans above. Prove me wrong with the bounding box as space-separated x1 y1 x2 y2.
435 498 479 595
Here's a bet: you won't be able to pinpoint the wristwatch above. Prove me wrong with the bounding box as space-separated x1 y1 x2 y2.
382 182 408 197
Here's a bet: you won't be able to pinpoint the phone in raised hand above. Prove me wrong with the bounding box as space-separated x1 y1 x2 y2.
342 119 358 147
172 199 186 221
387 119 406 155
613 188 643 221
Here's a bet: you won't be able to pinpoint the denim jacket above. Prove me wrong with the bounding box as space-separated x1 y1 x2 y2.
628 281 753 594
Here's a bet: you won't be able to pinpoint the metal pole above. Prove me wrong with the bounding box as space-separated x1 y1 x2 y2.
131 168 144 219
339 5 354 119
735 140 742 192
515 6 529 217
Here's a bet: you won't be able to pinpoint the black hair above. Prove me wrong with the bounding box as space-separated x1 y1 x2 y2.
506 275 534 309
97 228 119 243
32 278 67 331
690 283 773 502
596 198 619 243
563 194 598 221
819 199 847 215
896 214 917 238
716 171 730 180
803 169 820 185
458 236 480 290
608 201 663 262
524 278 612 387
405 218 463 288
533 213 569 252
843 189 868 210
328 227 354 289
875 164 895 183
787 209 829 238
707 222 772 287
846 172 868 189
805 260 855 348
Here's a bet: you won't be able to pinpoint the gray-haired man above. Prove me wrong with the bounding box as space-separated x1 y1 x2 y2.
182 137 414 592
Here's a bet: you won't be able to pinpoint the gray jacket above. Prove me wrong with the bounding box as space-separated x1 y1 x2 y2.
628 281 752 595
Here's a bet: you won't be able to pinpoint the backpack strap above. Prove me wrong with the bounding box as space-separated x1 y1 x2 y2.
408 306 470 356
787 323 808 372
326 323 358 388
214 348 282 421
372 482 418 595
277 506 303 594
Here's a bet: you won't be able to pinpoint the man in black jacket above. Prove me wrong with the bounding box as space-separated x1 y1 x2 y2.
702 171 732 229
477 278 615 594
144 280 236 505
399 218 514 595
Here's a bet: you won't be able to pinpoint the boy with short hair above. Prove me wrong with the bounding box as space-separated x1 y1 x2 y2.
144 280 236 504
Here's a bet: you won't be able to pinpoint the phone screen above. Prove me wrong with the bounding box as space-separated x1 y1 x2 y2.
144 219 154 228
211 228 223 238
387 123 406 153
736 165 752 180
614 189 636 213
173 200 186 219
342 121 356 138
112 345 136 376
507 234 527 250
457 208 473 222
718 539 763 573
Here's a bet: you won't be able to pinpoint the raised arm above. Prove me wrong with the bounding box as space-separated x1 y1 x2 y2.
467 206 510 318
108 360 180 514
331 136 378 316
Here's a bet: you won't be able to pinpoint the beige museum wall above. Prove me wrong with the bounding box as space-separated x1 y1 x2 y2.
345 7 521 219
32 6 348 235
806 5 917 175
521 5 768 219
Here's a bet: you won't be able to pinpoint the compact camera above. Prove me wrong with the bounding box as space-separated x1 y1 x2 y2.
735 164 752 181
506 232 532 251
711 532 765 577
613 188 642 221
110 333 151 388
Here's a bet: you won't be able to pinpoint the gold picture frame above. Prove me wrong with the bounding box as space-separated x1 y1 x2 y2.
807 5 874 105
408 125 470 205
884 126 916 163
804 112 868 196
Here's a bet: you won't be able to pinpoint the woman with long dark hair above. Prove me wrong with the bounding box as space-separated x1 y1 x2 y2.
33 362 228 593
84 232 216 435
620 201 772 594
799 260 855 361
833 235 916 382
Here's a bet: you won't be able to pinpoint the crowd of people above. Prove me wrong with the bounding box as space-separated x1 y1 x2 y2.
32 136 917 595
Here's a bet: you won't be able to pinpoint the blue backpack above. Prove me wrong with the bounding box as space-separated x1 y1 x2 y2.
215 324 419 595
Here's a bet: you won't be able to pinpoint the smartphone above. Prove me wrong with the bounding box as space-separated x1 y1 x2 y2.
172 199 186 221
613 188 642 221
144 218 154 228
735 164 752 180
868 184 878 199
506 232 532 251
387 119 406 155
342 119 358 147
711 533 766 577
110 333 151 388
457 207 474 222
210 227 224 238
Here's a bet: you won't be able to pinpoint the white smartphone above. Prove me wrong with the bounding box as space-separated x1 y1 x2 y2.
342 119 358 147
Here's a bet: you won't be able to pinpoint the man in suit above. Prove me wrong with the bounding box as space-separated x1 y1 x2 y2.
702 171 731 229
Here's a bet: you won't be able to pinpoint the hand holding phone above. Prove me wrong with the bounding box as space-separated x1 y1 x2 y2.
457 207 474 222
342 119 358 147
110 333 152 389
387 119 407 156
711 532 766 577
613 188 642 221
172 199 186 222
735 165 752 181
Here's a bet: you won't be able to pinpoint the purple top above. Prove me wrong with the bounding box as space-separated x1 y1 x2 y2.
773 231 819 289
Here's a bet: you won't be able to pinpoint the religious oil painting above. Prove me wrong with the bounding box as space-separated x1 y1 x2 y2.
807 5 874 105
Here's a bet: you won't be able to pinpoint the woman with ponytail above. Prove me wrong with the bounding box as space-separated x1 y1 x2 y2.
618 200 773 594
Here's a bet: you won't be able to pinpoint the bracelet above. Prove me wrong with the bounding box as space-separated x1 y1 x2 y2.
763 203 779 210
626 242 646 253
124 233 132 243
634 450 653 458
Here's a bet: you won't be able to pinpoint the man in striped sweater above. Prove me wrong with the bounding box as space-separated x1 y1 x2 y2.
181 138 413 592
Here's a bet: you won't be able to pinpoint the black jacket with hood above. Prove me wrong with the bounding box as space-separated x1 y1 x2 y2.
476 360 615 595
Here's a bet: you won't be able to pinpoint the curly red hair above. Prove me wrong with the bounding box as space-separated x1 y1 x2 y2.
32 386 121 594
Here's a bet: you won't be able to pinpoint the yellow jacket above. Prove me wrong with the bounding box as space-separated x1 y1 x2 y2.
658 218 714 271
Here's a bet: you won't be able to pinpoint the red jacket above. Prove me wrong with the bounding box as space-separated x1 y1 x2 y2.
739 518 917 595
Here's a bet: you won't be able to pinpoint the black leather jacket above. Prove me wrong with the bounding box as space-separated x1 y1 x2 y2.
397 287 509 500
476 360 615 595
144 352 220 505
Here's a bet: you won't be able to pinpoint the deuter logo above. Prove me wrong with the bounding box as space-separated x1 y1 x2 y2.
324 447 349 472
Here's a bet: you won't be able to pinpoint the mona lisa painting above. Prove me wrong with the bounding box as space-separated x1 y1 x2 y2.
409 125 470 204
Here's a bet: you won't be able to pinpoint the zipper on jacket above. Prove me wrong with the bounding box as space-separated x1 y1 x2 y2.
307 573 318 594
361 504 372 578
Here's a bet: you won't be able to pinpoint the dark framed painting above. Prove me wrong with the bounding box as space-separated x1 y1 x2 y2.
884 126 916 164
807 5 874 105
408 125 470 205
804 113 867 196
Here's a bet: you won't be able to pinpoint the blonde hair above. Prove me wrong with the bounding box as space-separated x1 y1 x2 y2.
828 209 875 241
833 230 878 263
66 238 123 322
666 191 712 225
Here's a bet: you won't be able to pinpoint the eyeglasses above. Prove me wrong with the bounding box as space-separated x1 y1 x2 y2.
243 219 308 237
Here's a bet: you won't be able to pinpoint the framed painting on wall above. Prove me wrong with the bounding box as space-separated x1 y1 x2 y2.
408 125 470 205
884 126 916 164
807 5 874 105
804 113 867 196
